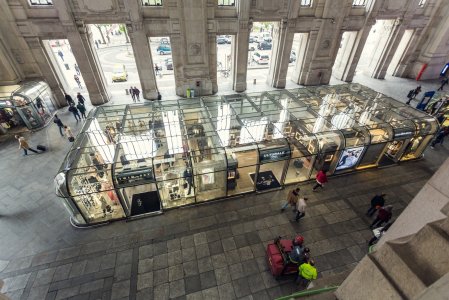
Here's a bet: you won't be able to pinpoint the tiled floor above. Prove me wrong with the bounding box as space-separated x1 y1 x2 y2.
0 74 447 300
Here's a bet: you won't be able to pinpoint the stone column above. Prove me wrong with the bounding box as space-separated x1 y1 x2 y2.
369 19 405 79
127 22 158 100
267 19 294 88
294 30 319 85
208 33 218 94
24 37 66 108
233 20 251 92
66 23 110 106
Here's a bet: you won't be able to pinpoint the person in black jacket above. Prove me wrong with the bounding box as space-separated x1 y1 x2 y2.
76 92 85 105
53 114 65 136
68 104 81 122
65 93 75 106
366 193 386 217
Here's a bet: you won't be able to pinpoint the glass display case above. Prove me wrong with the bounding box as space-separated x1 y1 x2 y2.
55 84 438 227
0 81 57 134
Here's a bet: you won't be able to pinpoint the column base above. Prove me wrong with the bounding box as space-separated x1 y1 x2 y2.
144 90 158 100
89 93 110 106
234 81 247 93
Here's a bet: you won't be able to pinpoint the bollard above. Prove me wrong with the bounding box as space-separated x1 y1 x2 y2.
253 79 256 85
125 89 129 95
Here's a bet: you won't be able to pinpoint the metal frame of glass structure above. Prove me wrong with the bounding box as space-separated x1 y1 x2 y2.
55 84 439 227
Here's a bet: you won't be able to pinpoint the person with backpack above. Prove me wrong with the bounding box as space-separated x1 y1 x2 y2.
53 114 65 137
76 102 87 119
68 104 81 122
366 193 386 217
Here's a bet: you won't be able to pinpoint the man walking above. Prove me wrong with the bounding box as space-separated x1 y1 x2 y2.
68 104 81 122
430 126 449 149
74 74 82 89
134 87 140 101
77 102 87 119
295 197 308 222
366 193 386 217
437 77 448 91
130 86 136 102
297 259 317 289
53 114 65 136
77 92 85 105
65 93 75 106
15 135 39 156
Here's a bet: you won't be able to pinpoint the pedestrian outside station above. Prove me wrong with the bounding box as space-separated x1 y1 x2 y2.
54 83 438 227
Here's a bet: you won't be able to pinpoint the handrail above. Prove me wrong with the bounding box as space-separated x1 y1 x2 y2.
275 285 339 300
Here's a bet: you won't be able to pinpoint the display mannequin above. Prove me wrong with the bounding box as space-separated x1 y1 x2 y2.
183 168 193 195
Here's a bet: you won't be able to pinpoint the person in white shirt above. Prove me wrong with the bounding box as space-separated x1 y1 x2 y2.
295 197 308 222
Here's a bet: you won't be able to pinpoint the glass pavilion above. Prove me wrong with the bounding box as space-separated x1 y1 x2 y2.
55 84 438 227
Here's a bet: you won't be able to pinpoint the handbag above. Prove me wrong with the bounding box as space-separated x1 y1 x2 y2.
68 136 75 142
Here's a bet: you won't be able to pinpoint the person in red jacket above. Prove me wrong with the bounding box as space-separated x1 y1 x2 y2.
312 170 328 191
370 205 393 229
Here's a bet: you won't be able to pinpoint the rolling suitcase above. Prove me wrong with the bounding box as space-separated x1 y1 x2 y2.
37 145 47 151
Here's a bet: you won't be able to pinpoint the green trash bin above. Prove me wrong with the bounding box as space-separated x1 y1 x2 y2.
186 88 191 98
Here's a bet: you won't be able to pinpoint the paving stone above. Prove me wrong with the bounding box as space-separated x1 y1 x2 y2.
242 259 259 276
251 289 270 300
211 254 227 269
69 261 87 279
214 266 231 285
201 286 219 299
111 279 130 299
232 278 251 298
79 279 104 294
55 285 80 300
136 287 153 300
31 250 58 267
153 242 168 256
33 268 56 287
182 247 196 263
183 260 199 277
114 263 132 282
193 232 207 246
168 250 183 266
153 283 170 300
224 250 240 265
261 271 279 289
138 258 153 274
247 273 265 293
249 243 265 258
167 239 181 252
153 268 168 285
218 227 233 239
5 288 24 300
237 247 254 262
153 253 168 270
181 236 195 249
169 279 185 298
3 257 32 273
2 273 31 293
195 244 210 260
244 232 261 245
229 263 245 281
169 264 184 282
186 290 204 300
139 244 154 260
184 275 201 294
218 282 236 300
27 284 50 300
233 235 249 248
53 264 72 282
205 229 220 243
208 240 224 256
221 237 236 252
197 256 213 274
56 247 80 261
99 253 116 270
199 270 216 290
116 249 133 266
137 272 153 291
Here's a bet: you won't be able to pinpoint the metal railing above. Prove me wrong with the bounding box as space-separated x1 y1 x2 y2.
275 285 339 300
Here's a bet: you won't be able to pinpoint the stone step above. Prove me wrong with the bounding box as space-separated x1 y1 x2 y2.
390 222 449 286
334 256 402 300
371 243 426 298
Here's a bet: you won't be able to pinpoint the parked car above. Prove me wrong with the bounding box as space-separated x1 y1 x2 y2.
290 51 296 63
157 45 172 55
257 41 272 50
112 64 128 82
165 58 173 70
249 44 256 51
264 36 272 43
252 52 269 64
160 37 170 45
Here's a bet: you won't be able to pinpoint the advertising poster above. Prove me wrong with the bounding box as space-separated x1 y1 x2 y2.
336 146 365 170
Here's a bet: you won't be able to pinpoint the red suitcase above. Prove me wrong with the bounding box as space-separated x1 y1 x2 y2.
266 239 294 277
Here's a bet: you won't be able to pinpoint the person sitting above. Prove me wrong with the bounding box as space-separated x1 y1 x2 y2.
297 259 318 288
288 235 304 264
